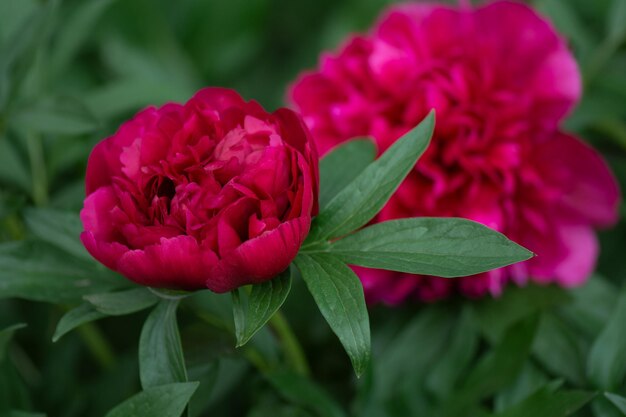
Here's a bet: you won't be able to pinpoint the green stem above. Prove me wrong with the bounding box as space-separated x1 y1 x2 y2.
242 347 272 374
192 299 310 376
269 311 310 377
76 322 115 370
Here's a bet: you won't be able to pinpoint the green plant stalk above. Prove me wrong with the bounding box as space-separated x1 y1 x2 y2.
269 311 310 377
242 347 272 374
76 322 115 370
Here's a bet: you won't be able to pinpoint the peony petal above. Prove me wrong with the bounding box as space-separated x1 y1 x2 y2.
117 236 219 290
377 4 460 62
80 231 129 272
474 1 559 73
80 186 122 242
552 224 598 287
209 216 310 293
85 107 160 195
536 133 620 227
531 46 581 124
526 223 598 287
274 108 320 215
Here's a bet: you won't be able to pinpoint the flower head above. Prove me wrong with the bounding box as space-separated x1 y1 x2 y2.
81 88 319 293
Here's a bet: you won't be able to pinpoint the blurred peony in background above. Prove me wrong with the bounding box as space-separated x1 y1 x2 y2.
290 1 620 303
0 0 625 416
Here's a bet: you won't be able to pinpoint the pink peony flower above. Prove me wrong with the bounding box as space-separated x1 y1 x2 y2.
81 88 319 293
291 0 620 304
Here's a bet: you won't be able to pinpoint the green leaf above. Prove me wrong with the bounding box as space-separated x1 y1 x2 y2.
308 111 434 241
104 382 198 417
426 307 478 399
231 289 245 344
247 402 314 417
494 363 550 412
324 218 533 277
12 99 99 135
24 207 90 261
149 288 193 301
472 284 569 342
85 78 193 119
294 254 370 377
139 300 187 389
319 138 376 210
493 387 595 417
0 1 55 110
0 138 31 193
267 371 347 417
0 323 26 361
446 315 539 416
0 248 126 303
188 358 247 416
605 392 626 415
7 411 46 417
52 303 106 342
371 305 453 401
558 275 618 338
84 288 158 316
532 313 586 385
50 0 117 76
232 270 292 347
587 289 626 389
608 0 626 42
0 0 37 44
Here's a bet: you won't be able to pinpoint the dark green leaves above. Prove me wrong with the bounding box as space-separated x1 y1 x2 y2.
294 254 370 377
296 111 535 380
607 0 626 41
12 100 99 136
426 308 478 399
0 324 26 361
104 382 199 417
0 249 124 303
293 114 435 378
139 300 187 389
24 207 90 260
493 387 595 417
587 290 626 389
0 139 31 193
267 371 347 417
605 392 626 415
532 313 586 385
231 270 292 347
308 111 434 241
53 288 159 342
49 0 118 76
446 316 539 416
52 303 106 342
325 218 533 277
318 138 376 210
85 288 159 316
472 285 569 342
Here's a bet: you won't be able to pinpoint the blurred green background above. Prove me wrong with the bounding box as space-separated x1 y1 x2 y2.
0 0 625 416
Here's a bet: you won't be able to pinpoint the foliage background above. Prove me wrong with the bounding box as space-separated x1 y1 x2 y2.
0 0 625 416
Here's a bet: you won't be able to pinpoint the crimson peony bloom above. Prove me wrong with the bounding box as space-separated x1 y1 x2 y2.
81 88 318 293
291 1 619 304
